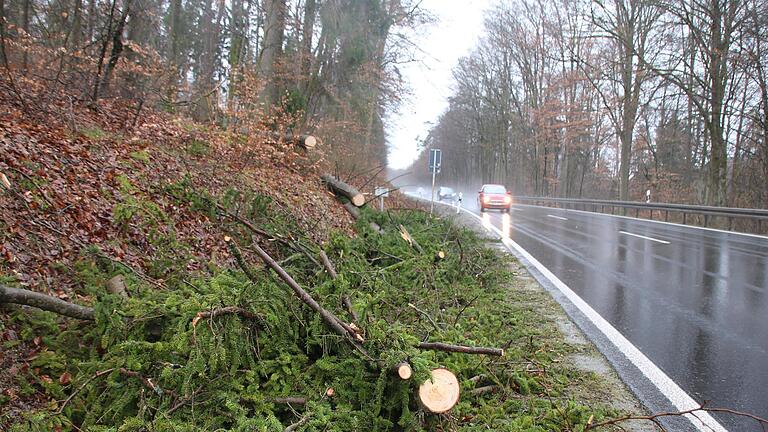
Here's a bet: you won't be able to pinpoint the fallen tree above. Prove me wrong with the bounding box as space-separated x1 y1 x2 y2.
239 130 318 150
287 134 317 150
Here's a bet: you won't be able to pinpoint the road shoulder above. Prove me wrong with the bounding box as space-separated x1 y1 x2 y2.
439 205 658 431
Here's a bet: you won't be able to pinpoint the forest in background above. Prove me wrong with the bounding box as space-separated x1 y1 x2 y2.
0 0 426 170
410 0 768 209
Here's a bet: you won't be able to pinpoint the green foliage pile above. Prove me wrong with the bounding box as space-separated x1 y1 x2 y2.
2 187 620 431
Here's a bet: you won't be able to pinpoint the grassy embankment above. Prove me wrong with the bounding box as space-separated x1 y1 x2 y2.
2 187 631 430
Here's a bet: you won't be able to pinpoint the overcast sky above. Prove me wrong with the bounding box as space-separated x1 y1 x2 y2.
386 0 494 170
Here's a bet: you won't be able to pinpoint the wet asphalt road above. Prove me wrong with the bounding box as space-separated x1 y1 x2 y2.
472 203 768 431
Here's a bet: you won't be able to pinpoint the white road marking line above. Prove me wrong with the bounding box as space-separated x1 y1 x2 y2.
513 203 768 240
547 214 568 221
619 230 671 244
410 194 727 432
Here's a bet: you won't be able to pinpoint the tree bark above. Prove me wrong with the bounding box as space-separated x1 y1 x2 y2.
342 201 360 219
0 285 95 320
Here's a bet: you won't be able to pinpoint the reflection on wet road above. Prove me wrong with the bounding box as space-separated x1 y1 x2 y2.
478 204 768 431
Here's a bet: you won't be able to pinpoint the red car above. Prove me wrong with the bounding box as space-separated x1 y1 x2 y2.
478 184 512 212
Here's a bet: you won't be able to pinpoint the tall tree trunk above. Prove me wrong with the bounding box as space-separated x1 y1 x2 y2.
71 0 83 49
706 0 729 207
301 0 316 82
618 39 634 202
166 0 183 108
21 0 30 71
87 0 96 43
227 0 245 121
91 0 118 103
192 0 219 121
102 0 131 94
258 0 286 110
0 0 6 66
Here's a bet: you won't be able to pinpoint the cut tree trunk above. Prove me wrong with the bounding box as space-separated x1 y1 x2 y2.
342 201 383 234
106 275 128 298
342 201 360 219
0 285 95 320
292 134 317 150
470 385 499 396
321 174 365 207
394 362 412 380
268 132 316 150
418 368 460 413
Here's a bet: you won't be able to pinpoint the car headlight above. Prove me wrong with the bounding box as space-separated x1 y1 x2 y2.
482 195 490 204
504 196 511 204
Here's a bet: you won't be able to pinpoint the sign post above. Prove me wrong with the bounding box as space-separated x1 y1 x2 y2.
375 187 389 211
429 149 442 214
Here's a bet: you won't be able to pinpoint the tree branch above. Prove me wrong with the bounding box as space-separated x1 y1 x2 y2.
0 284 95 320
416 342 504 356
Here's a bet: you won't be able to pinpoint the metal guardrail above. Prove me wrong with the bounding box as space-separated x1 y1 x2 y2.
513 196 768 232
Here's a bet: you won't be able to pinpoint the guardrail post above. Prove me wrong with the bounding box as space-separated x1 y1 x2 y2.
635 208 639 218
665 210 669 222
683 213 687 225
704 215 709 227
728 217 732 231
650 210 653 220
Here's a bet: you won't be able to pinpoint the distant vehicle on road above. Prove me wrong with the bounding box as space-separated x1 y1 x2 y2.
437 186 458 201
478 184 511 212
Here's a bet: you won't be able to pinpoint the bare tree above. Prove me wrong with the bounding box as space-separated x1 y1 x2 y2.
586 0 661 201
648 0 746 206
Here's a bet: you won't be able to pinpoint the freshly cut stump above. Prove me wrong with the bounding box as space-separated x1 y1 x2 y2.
395 362 413 380
418 368 460 413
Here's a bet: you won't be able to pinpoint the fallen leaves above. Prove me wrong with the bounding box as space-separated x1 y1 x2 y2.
0 79 360 420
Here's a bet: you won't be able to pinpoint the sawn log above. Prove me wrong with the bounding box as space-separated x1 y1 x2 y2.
321 174 365 207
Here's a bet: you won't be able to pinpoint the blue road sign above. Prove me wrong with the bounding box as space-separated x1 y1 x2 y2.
429 149 442 174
